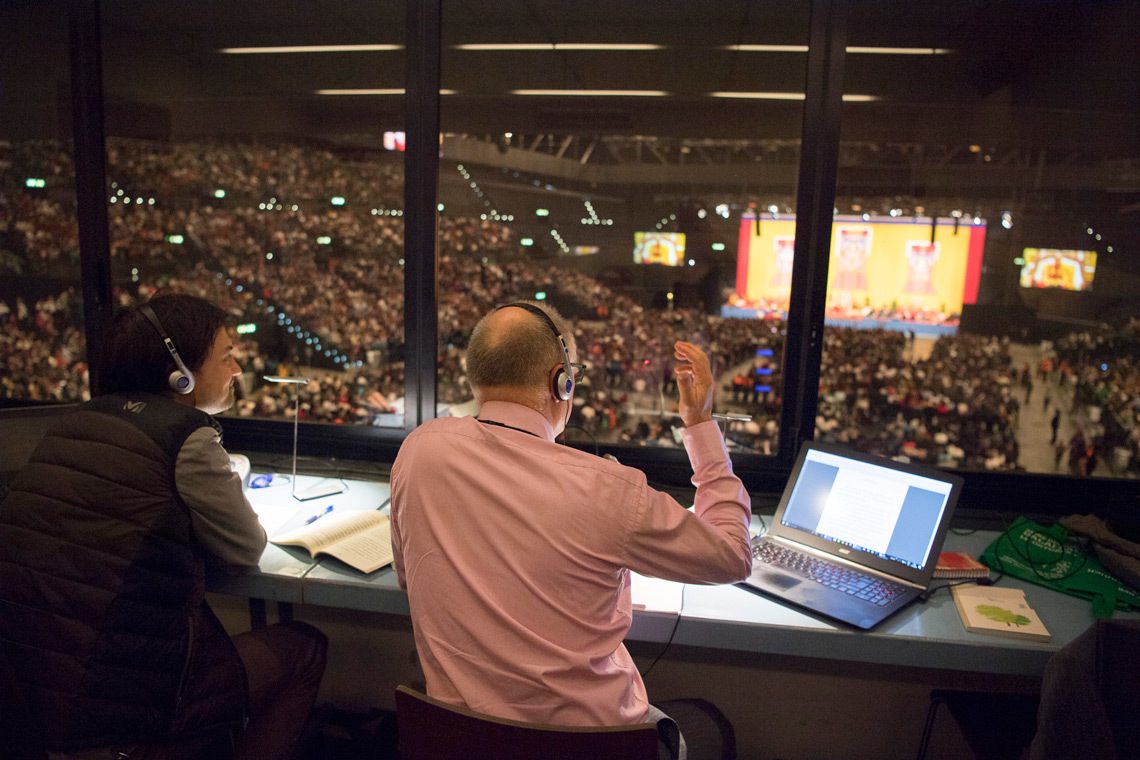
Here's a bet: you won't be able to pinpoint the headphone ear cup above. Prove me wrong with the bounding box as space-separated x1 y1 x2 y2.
169 370 195 395
551 367 573 401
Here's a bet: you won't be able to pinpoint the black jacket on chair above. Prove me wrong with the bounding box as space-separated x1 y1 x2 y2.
0 394 247 752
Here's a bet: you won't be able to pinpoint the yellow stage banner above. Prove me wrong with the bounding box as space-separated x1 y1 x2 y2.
734 215 986 315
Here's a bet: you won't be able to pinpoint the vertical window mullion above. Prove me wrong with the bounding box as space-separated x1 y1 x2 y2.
69 0 113 392
403 0 442 429
779 0 848 464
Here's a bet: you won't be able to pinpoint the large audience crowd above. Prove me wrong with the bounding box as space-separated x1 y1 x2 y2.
1048 324 1140 476
814 331 1021 470
3 137 1135 475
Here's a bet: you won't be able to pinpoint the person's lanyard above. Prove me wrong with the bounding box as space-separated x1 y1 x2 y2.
476 418 540 439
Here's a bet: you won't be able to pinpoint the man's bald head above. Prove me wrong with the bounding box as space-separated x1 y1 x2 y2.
466 302 573 396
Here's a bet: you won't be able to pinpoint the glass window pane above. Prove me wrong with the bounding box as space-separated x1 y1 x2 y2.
101 1 405 428
439 2 810 456
827 1 1139 479
0 2 88 405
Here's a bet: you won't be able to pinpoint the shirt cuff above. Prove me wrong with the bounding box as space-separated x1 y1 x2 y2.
681 419 729 470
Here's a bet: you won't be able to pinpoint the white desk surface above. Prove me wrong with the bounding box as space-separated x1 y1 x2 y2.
210 474 390 602
213 476 1139 678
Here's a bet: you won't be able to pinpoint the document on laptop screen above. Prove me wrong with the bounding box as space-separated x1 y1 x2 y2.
781 449 953 569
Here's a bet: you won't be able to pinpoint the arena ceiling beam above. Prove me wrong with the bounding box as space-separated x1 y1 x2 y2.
442 134 1136 196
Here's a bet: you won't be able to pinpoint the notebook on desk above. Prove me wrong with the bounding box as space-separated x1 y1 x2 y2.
740 440 963 630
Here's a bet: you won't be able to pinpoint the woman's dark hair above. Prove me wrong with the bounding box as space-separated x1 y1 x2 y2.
96 294 231 396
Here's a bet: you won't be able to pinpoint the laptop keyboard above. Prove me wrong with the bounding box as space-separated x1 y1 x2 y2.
752 541 908 606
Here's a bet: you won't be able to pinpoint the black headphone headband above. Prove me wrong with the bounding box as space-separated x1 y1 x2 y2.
139 303 196 395
496 302 574 402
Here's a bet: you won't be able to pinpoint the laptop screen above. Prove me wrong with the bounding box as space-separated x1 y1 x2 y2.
780 446 956 570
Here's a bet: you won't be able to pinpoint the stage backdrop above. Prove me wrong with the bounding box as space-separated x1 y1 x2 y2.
734 214 985 314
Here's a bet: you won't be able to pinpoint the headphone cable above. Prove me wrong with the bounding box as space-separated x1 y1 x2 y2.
639 582 685 681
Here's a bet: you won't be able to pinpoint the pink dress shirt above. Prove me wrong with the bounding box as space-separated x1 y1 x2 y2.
390 400 752 727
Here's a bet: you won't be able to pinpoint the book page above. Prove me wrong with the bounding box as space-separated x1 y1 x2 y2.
272 509 381 553
322 518 394 574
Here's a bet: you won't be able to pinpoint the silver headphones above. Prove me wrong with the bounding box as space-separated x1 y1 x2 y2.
139 304 196 395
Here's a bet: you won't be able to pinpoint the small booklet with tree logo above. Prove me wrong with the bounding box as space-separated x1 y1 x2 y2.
951 584 1051 642
271 509 393 574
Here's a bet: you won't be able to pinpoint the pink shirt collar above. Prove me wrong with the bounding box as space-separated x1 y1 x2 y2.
476 400 557 442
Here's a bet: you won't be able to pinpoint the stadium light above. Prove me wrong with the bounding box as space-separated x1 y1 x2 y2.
512 89 668 97
710 91 879 102
221 44 403 54
727 45 951 55
454 43 663 51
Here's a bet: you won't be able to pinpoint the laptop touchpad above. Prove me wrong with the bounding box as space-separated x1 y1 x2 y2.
764 573 801 590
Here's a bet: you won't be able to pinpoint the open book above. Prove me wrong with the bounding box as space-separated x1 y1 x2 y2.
271 509 393 574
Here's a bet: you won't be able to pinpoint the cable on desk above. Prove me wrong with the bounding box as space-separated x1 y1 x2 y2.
922 514 1033 601
639 583 686 682
919 577 996 602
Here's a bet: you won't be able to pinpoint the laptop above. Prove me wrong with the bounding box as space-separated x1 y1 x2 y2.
740 440 963 630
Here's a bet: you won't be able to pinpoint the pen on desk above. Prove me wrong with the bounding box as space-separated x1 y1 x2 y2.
305 505 334 525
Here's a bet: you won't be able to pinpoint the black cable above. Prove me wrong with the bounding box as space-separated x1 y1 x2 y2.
754 512 769 536
561 423 599 457
639 582 686 681
920 576 996 602
990 518 1088 584
920 514 1025 601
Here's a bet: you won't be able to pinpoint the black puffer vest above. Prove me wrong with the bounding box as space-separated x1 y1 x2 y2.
0 393 247 751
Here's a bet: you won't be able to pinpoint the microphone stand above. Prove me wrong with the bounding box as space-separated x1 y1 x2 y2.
263 375 345 500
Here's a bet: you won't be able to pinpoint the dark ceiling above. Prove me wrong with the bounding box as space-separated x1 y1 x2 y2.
2 0 1138 230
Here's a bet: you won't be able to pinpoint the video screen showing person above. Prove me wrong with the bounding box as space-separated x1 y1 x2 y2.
633 232 686 266
1019 248 1097 291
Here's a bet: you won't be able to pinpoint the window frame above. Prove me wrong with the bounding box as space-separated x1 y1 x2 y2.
28 0 1132 515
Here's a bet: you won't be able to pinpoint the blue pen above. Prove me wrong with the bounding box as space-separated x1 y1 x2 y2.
305 505 334 525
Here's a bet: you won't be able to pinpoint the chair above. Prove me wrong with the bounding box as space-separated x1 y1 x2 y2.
1027 618 1140 760
0 646 48 760
394 685 659 760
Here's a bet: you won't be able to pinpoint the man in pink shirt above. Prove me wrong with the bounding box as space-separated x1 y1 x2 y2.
391 302 752 759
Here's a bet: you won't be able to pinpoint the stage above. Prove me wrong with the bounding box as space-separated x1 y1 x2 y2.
719 305 959 337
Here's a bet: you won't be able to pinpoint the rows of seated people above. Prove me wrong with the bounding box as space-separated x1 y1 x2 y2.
0 289 87 403
0 276 1029 473
0 137 1092 472
1050 323 1140 476
814 331 1022 470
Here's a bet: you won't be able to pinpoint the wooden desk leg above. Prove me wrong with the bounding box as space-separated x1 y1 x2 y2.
278 602 294 623
248 598 267 630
